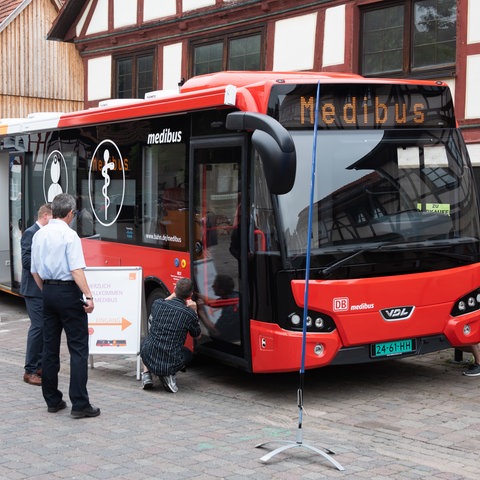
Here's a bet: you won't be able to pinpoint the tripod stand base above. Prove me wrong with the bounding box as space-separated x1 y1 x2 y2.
256 440 345 470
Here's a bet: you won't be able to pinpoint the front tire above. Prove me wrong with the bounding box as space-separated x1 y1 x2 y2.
145 287 167 332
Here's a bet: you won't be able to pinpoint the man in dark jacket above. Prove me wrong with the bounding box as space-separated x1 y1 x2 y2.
20 203 52 385
140 278 200 392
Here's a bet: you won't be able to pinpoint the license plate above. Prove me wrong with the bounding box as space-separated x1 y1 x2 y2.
371 339 416 358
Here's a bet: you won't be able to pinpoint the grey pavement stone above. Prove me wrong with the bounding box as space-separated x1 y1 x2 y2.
1 292 479 479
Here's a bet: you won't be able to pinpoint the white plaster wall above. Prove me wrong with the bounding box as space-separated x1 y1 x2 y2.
273 13 317 71
438 77 455 105
322 5 345 67
88 56 112 101
183 0 215 12
467 0 480 44
465 55 480 119
163 43 183 91
113 0 137 29
467 144 480 166
86 0 108 34
143 0 176 21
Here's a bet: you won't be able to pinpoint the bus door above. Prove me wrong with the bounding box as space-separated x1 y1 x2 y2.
0 150 12 289
190 136 250 369
4 151 24 292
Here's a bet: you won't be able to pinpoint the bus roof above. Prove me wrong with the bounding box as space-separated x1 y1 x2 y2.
180 70 446 92
0 71 448 136
0 83 235 135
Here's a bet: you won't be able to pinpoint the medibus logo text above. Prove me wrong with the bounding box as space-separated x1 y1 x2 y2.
333 298 376 312
147 128 182 144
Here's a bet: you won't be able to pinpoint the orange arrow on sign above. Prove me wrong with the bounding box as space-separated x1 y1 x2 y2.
89 318 132 331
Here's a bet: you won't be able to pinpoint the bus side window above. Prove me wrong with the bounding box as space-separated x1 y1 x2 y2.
253 155 279 253
142 142 187 250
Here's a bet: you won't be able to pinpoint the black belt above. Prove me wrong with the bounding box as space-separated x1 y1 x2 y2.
43 280 76 285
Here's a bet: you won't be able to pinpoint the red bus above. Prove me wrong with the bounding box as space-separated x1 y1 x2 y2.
1 71 480 372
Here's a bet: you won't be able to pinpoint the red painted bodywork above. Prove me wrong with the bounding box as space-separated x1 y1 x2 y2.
82 238 190 294
250 264 480 373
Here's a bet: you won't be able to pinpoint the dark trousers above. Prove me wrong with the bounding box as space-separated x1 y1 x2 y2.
181 346 194 369
42 283 90 410
142 346 193 376
24 295 44 374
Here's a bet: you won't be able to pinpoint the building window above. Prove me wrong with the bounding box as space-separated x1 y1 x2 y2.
115 52 155 99
360 0 456 77
228 35 262 70
192 32 262 76
194 42 223 75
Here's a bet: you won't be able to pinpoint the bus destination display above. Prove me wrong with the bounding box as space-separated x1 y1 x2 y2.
268 83 455 129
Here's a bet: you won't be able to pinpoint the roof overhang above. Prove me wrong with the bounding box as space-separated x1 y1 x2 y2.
47 0 86 41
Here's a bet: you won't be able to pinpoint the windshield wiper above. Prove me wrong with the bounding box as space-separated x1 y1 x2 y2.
320 237 410 276
321 247 378 277
320 237 479 277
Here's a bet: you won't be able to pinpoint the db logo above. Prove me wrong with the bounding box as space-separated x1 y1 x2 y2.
333 297 349 312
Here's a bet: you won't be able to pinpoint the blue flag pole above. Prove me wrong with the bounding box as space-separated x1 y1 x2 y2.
256 81 344 470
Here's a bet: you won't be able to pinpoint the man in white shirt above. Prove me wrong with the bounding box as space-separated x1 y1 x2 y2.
31 193 100 418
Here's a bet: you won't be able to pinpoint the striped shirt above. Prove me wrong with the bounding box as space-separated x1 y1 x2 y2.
140 297 200 376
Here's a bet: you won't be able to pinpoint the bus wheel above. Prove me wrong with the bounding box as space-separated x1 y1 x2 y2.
146 287 166 325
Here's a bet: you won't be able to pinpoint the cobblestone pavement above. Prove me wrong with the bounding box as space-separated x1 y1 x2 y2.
1 291 479 479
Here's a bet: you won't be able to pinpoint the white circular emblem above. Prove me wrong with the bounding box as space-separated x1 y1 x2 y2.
43 150 68 202
88 139 126 227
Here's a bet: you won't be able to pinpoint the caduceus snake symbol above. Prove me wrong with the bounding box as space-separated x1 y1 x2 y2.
102 149 115 220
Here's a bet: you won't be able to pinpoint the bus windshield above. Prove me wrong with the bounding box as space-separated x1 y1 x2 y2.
278 128 480 273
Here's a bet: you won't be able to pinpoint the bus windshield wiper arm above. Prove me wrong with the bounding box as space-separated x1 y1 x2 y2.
320 239 408 277
321 248 371 277
321 239 408 276
320 238 479 277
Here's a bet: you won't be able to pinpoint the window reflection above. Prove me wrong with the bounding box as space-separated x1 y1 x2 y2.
142 143 187 250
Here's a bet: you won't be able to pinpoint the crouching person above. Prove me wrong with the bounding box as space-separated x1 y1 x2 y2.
140 278 200 392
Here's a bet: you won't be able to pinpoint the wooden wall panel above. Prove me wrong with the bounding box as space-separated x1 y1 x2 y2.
0 0 84 118
0 94 83 118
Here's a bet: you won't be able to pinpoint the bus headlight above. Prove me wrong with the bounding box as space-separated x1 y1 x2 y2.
314 317 324 329
290 314 301 326
286 311 336 332
451 288 480 316
464 324 471 335
314 344 324 356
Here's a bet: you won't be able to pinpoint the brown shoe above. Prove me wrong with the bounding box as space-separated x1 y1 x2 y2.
23 372 42 386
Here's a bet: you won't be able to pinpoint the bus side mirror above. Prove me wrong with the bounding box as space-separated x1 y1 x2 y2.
226 112 296 195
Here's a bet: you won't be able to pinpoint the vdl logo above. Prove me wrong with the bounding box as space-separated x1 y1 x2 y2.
380 306 415 321
88 139 126 227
